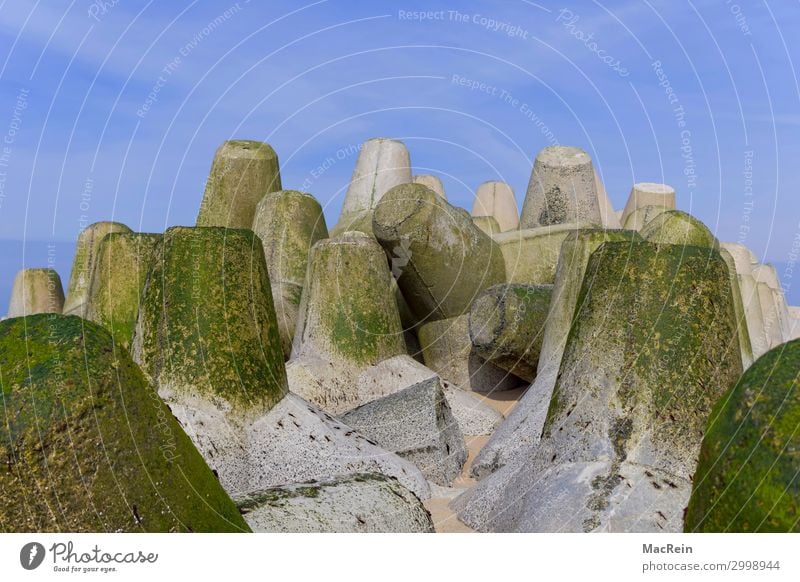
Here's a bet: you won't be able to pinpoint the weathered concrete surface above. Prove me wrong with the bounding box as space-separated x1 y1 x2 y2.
641 210 719 249
472 181 519 232
721 242 770 359
245 393 431 500
63 221 132 316
341 376 467 486
494 223 584 285
686 339 800 532
455 242 743 532
0 315 249 532
472 215 501 236
132 227 287 494
594 169 621 229
620 182 676 226
520 146 602 229
237 473 434 533
413 174 446 199
471 229 643 478
288 231 406 413
719 247 755 370
196 140 281 229
417 314 523 393
753 264 792 350
789 306 800 340
85 232 162 350
7 268 64 318
252 190 329 357
622 205 670 232
333 137 411 235
373 182 506 322
469 284 552 382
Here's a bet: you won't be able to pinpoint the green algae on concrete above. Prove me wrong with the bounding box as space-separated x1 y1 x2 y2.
6 268 64 317
494 223 583 285
64 221 133 316
85 232 162 351
252 190 329 357
0 314 249 532
372 182 506 322
686 338 800 532
469 283 552 382
472 215 501 236
640 210 719 249
132 226 287 415
196 140 282 229
622 204 670 232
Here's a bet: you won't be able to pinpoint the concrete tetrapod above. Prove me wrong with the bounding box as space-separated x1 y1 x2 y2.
341 376 467 486
455 242 743 532
287 231 406 413
471 229 643 478
686 339 800 532
373 182 506 323
0 315 249 532
472 181 519 232
196 140 282 229
6 268 64 318
413 174 446 199
332 137 412 236
63 221 132 316
721 242 770 360
719 246 755 370
640 210 719 249
85 232 162 351
593 169 621 229
252 190 329 357
469 283 552 382
132 226 287 493
620 182 676 226
237 473 434 533
752 264 792 350
472 215 501 236
520 146 603 229
493 223 586 285
417 314 523 393
622 205 671 232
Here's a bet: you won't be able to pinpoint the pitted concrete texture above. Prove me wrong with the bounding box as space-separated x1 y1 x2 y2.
620 182 676 225
196 140 282 229
413 174 446 199
471 229 642 478
640 210 719 249
237 473 434 533
373 182 506 322
469 283 552 382
341 376 467 486
520 146 602 229
472 181 519 232
63 221 132 316
417 314 523 393
455 242 742 532
334 137 411 233
7 268 64 318
252 190 329 357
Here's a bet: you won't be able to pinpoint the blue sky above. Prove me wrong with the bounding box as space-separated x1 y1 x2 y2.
1 0 799 308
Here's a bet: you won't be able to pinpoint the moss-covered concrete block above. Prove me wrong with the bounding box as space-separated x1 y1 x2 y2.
373 183 506 322
85 232 162 351
252 190 328 357
686 339 800 532
641 210 719 249
288 231 406 413
64 221 132 316
196 140 282 229
469 283 552 382
472 215 500 236
413 174 446 199
333 137 411 234
472 181 519 232
7 268 64 317
620 182 676 226
417 314 522 393
520 146 602 229
456 241 743 532
471 228 642 477
622 204 670 232
494 223 583 285
0 314 248 532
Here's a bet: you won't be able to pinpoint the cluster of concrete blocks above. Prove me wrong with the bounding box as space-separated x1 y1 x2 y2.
3 137 799 534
